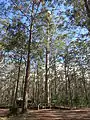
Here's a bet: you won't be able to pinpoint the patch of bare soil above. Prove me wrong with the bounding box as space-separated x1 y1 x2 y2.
1 108 90 120
0 109 9 120
0 109 9 117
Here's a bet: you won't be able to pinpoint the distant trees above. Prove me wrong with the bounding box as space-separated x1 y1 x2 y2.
0 0 90 114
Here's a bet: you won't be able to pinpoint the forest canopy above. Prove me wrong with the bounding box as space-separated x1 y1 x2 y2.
0 0 90 113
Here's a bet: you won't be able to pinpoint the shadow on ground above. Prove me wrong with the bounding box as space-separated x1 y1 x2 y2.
1 108 90 120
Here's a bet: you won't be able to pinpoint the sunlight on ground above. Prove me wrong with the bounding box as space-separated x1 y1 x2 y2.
0 117 7 120
1 109 90 120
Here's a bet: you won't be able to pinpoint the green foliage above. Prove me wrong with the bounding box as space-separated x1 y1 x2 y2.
3 20 27 51
0 0 90 109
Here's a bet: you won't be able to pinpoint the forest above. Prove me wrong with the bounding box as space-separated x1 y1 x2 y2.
0 0 90 119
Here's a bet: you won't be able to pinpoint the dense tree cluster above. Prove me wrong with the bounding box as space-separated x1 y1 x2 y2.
0 0 90 113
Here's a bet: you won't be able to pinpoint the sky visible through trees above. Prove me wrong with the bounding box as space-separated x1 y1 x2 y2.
0 0 90 118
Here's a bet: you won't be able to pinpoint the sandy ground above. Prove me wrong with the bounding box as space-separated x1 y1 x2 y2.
1 108 90 120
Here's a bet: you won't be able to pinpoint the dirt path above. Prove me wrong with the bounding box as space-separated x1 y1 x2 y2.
1 108 90 120
28 109 90 120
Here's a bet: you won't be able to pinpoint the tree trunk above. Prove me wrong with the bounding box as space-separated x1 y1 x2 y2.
45 47 48 105
45 20 51 106
53 56 57 97
37 64 39 105
13 53 22 108
32 71 35 103
81 68 88 105
64 46 68 106
21 76 24 98
11 84 15 105
22 3 34 113
67 74 72 107
84 0 90 17
64 61 68 106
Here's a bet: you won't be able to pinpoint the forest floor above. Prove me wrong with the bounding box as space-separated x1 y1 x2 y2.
0 108 90 120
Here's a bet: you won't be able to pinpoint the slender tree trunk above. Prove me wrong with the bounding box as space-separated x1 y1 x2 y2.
11 84 16 105
45 21 51 106
21 76 24 98
64 47 68 106
13 53 22 108
22 3 34 113
32 71 35 103
67 74 72 107
81 68 88 105
53 56 57 97
0 51 4 62
64 62 68 106
45 47 48 105
37 64 39 105
73 69 78 107
45 49 50 106
84 0 90 17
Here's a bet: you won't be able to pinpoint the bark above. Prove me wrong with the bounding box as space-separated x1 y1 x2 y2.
67 74 72 107
45 21 50 106
21 76 24 98
81 68 88 105
64 47 68 106
45 47 48 105
73 69 78 107
54 56 57 97
64 62 68 106
32 71 35 103
84 0 90 32
11 84 15 105
13 53 22 108
66 46 72 107
84 0 90 17
37 64 39 105
22 3 34 113
0 51 4 62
